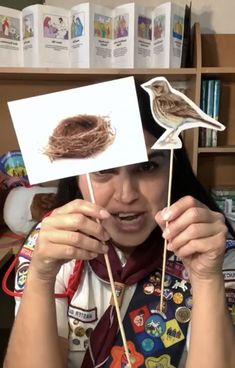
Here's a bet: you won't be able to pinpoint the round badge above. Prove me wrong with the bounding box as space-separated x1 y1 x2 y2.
175 306 191 323
143 282 154 295
185 296 193 309
164 274 172 287
141 337 155 352
149 275 159 285
145 314 166 337
163 288 173 300
154 286 161 296
72 338 80 346
85 328 93 337
182 269 189 280
75 326 85 337
173 292 183 304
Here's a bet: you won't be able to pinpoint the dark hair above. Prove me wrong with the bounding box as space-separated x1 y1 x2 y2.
54 79 234 238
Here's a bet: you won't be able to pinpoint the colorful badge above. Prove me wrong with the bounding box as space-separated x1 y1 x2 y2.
161 319 184 348
111 341 144 368
175 306 191 323
145 313 166 337
15 261 30 291
145 354 176 368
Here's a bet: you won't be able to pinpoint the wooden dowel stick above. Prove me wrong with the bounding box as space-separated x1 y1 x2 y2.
160 148 174 313
86 173 132 367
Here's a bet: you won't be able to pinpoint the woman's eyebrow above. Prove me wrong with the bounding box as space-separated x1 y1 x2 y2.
147 151 167 160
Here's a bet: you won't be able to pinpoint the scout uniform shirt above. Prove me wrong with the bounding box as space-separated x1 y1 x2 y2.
14 224 235 368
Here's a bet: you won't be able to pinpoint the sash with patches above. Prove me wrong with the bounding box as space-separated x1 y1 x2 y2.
105 268 192 368
18 224 41 261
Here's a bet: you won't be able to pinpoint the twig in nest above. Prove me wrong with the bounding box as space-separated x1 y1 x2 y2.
43 114 115 161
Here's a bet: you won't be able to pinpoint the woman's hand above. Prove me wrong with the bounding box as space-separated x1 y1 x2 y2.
155 196 227 282
30 199 110 281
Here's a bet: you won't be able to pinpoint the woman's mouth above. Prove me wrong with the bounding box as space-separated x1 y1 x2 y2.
111 212 146 231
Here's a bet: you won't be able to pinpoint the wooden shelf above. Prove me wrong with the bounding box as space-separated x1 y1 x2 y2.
0 22 235 192
0 67 197 82
201 67 235 74
198 146 235 154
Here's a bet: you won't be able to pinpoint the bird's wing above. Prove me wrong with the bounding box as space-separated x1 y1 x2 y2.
159 95 204 120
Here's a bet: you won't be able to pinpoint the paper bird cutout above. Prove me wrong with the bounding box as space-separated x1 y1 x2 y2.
141 76 225 149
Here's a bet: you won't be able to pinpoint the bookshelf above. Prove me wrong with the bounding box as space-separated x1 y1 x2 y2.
0 23 234 192
198 32 235 190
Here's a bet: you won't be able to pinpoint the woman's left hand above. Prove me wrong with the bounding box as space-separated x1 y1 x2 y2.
155 195 228 281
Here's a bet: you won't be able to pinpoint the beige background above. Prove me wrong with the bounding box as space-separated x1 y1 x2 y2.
45 0 235 34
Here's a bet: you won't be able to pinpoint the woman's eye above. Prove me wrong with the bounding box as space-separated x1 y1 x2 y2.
137 161 159 173
94 168 116 176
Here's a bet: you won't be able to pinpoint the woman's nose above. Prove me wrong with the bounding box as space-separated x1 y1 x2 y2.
113 173 139 204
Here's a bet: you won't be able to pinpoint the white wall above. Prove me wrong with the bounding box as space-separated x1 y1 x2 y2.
45 0 235 33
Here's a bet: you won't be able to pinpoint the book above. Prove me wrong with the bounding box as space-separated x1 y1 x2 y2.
0 6 22 66
211 185 235 197
199 79 208 147
70 2 152 69
211 185 235 214
152 2 185 68
0 2 185 69
181 1 192 68
205 79 215 147
211 79 221 146
22 4 70 67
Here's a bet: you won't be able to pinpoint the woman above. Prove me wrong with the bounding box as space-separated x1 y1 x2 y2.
4 83 235 368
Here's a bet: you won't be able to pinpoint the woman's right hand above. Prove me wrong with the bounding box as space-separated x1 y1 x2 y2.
30 199 111 281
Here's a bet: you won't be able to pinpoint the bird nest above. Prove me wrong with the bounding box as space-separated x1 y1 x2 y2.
43 114 115 160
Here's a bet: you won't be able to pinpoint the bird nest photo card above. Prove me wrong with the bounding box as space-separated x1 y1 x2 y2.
141 76 225 150
8 76 148 185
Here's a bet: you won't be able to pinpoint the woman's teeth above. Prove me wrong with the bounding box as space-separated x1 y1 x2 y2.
117 213 140 221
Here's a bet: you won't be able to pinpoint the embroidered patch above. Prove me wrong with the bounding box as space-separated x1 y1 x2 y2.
68 305 97 323
19 228 39 260
172 279 188 292
225 240 235 251
161 319 184 348
145 313 166 337
223 270 235 281
225 288 235 307
165 261 186 280
145 354 176 368
229 305 235 325
110 341 144 368
129 306 150 333
136 331 164 354
24 229 39 249
15 261 30 291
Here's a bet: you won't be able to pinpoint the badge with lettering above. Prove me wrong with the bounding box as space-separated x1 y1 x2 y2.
68 305 97 323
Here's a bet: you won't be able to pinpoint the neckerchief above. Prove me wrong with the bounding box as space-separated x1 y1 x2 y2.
81 228 165 368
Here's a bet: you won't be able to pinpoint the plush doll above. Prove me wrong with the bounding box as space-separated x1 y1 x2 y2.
3 185 57 235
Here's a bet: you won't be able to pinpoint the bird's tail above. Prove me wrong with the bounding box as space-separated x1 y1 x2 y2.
185 118 225 131
151 129 182 150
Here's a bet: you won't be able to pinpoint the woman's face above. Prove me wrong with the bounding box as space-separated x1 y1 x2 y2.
78 130 169 252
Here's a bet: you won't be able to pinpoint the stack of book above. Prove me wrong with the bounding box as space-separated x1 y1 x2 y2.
211 185 235 214
0 2 186 68
199 79 221 147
